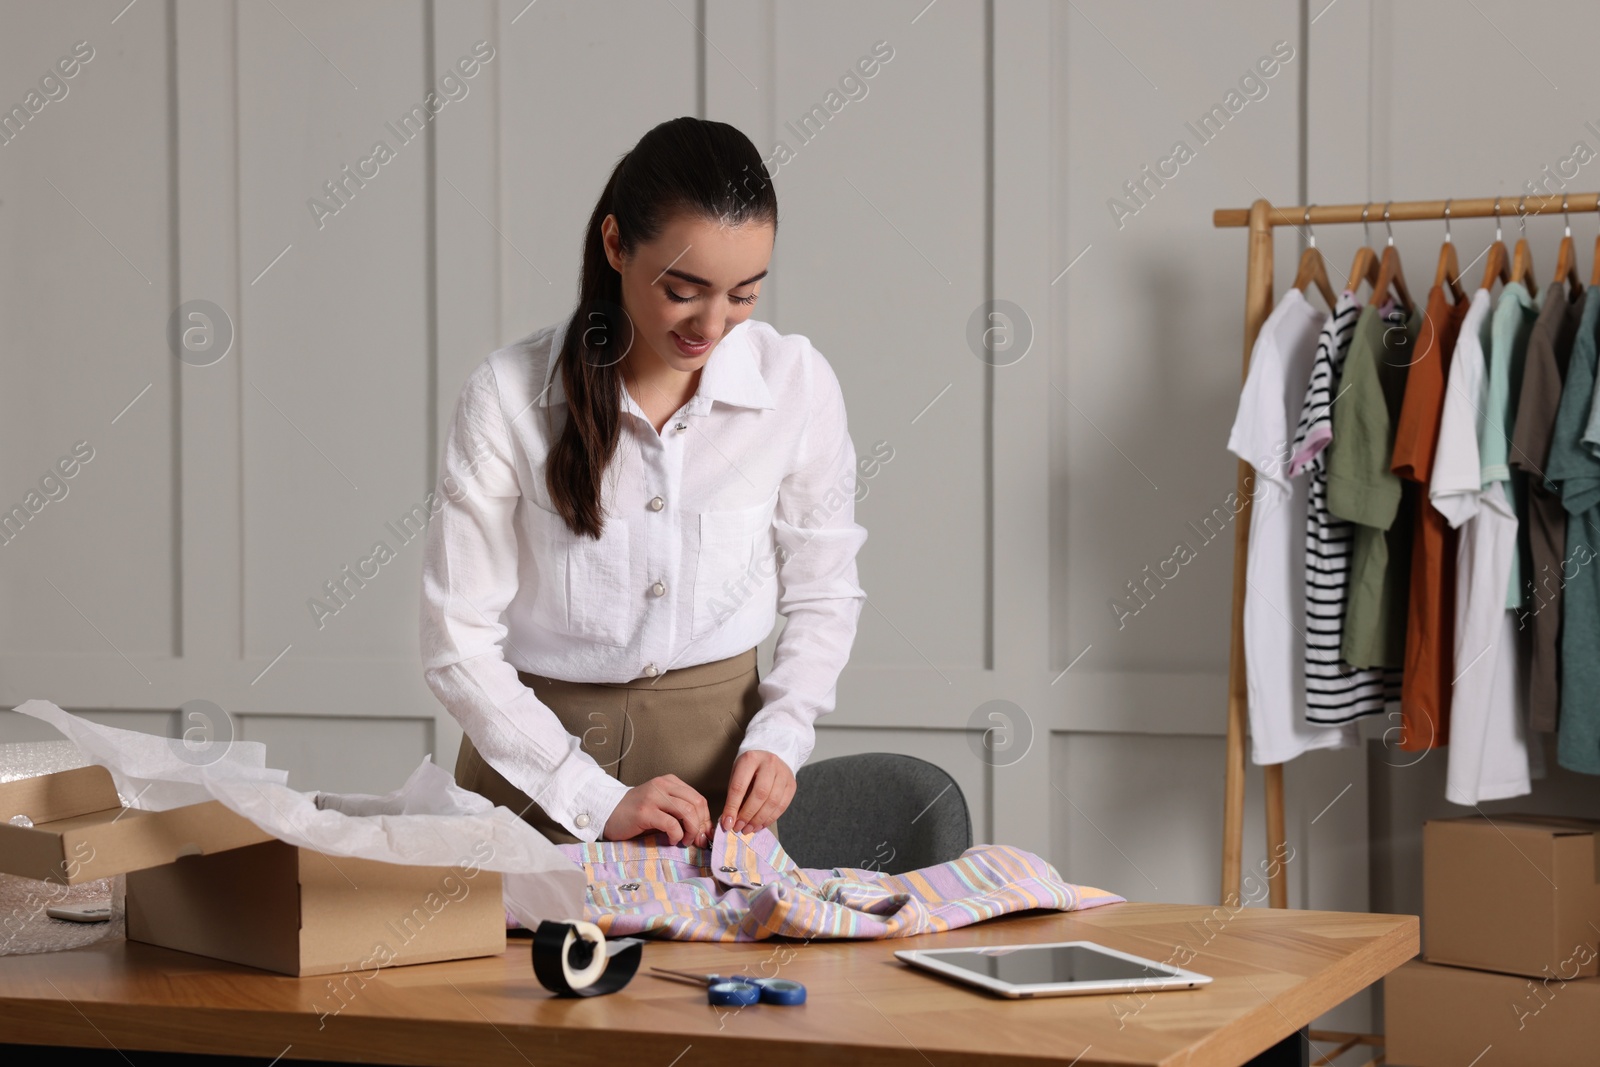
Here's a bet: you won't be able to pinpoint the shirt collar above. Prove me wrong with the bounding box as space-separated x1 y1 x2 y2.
538 315 775 414
1499 280 1538 313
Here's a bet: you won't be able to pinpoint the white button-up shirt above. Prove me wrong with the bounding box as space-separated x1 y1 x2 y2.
419 313 868 842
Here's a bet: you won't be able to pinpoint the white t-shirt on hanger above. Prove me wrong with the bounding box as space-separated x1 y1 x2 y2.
1229 288 1362 765
1429 287 1533 804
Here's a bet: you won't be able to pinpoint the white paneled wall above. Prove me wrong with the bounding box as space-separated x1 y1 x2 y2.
0 2 177 661
6 0 1600 1038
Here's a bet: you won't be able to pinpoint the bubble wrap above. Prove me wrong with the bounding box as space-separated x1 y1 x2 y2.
0 741 124 957
0 740 89 784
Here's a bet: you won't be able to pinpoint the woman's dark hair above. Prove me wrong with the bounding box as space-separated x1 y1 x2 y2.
547 117 778 539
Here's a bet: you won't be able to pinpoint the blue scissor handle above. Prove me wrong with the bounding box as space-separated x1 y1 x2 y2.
754 977 807 1005
706 975 807 1006
709 980 762 1006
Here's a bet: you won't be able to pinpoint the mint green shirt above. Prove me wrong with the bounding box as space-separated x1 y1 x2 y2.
1481 281 1539 607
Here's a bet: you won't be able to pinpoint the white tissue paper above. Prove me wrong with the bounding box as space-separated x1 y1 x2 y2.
11 700 585 928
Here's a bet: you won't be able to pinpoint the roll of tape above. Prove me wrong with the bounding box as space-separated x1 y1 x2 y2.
532 920 643 997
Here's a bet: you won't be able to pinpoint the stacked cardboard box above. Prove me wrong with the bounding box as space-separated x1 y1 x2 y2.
1386 814 1600 1066
0 764 506 976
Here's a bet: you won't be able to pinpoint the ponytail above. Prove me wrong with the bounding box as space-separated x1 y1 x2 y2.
546 118 777 539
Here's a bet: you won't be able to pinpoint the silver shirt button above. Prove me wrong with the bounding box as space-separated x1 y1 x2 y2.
642 663 659 677
675 422 688 433
574 812 591 829
649 496 664 511
651 580 667 597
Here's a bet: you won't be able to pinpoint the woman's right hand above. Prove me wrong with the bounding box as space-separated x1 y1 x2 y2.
603 774 711 846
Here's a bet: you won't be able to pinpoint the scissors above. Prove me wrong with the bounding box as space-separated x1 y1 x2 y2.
648 966 807 1006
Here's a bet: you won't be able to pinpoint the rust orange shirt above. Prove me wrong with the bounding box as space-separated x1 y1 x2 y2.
1391 285 1470 749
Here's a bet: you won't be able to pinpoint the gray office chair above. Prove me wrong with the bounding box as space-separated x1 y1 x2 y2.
778 752 972 874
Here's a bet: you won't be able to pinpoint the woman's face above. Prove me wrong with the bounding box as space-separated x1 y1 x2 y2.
602 210 774 377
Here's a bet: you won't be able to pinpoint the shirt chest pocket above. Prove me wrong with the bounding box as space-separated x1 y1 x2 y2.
525 500 635 648
692 490 778 640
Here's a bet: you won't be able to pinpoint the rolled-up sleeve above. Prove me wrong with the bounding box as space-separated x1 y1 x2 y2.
739 347 869 772
419 359 628 842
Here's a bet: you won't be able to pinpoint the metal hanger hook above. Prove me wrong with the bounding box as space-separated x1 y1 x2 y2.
1443 198 1453 244
1563 193 1571 237
1361 202 1372 247
1494 196 1503 242
1382 201 1395 247
1304 204 1316 248
1518 195 1528 236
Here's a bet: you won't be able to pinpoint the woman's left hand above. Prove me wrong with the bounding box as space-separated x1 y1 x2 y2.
721 750 795 834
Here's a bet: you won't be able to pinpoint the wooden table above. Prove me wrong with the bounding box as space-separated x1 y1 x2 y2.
0 901 1417 1066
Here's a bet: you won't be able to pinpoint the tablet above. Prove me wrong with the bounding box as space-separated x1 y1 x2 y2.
894 940 1212 999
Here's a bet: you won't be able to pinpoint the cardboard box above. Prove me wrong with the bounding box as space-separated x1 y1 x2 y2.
126 839 506 976
0 765 277 884
1424 814 1600 979
1386 958 1600 1067
0 764 506 976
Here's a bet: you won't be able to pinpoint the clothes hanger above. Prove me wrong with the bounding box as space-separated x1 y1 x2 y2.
1510 194 1539 296
1292 204 1338 308
1433 198 1467 303
1371 201 1414 314
1347 203 1381 299
1591 198 1600 288
1481 196 1511 292
1553 194 1583 298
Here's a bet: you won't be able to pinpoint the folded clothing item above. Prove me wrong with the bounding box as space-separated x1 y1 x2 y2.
533 824 1124 941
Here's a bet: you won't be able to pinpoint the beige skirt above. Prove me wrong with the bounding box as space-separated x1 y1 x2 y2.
452 646 777 845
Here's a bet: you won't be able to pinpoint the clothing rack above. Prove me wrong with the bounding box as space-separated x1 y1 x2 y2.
1211 191 1600 911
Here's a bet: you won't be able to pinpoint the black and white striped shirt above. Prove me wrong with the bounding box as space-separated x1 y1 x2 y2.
1288 291 1401 723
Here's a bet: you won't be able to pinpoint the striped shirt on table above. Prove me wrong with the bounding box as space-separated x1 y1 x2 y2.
1288 291 1401 724
534 824 1124 941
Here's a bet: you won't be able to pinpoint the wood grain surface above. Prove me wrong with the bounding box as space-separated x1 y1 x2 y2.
0 901 1418 1066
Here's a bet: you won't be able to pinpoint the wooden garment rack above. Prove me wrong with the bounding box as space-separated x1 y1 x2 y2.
1212 192 1600 911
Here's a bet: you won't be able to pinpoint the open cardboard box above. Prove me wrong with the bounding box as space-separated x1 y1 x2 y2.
0 764 506 976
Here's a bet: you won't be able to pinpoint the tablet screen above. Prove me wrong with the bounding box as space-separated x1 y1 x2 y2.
930 945 1177 985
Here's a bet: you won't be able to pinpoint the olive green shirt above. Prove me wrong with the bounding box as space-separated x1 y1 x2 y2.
1327 300 1423 669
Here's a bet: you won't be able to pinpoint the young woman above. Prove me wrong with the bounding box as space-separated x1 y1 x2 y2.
419 117 868 848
